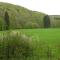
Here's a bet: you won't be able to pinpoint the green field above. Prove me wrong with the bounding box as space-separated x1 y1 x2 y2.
19 28 60 60
0 28 60 60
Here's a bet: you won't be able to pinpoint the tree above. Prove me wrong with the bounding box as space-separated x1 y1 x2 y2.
4 11 9 30
43 15 50 28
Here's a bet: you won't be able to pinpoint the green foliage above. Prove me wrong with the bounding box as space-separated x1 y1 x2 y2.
0 31 33 60
0 28 60 60
0 2 60 29
0 2 45 30
49 15 60 28
0 17 5 30
43 15 50 28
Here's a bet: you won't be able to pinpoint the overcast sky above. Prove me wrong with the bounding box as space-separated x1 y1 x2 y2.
0 0 60 15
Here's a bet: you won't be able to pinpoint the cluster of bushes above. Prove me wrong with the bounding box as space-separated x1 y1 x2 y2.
0 31 33 60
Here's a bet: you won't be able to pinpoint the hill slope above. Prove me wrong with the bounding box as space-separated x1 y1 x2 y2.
49 15 60 27
0 2 45 30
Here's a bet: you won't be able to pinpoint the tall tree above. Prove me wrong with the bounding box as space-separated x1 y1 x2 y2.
4 11 9 30
43 15 50 28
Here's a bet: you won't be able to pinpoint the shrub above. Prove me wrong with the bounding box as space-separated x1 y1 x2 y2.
25 22 40 28
0 31 33 60
43 15 50 28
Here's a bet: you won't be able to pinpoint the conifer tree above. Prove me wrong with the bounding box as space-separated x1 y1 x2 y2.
4 11 9 30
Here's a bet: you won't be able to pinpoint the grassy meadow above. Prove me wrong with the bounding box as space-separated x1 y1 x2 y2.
19 28 60 60
0 28 60 60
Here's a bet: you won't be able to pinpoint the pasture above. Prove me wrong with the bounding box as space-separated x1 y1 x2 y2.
19 28 60 60
0 28 60 60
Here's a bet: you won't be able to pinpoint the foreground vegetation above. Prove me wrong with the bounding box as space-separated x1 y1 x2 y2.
0 31 34 60
19 28 60 60
0 28 60 60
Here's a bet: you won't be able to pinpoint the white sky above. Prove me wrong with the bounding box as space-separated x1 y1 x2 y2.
0 0 60 15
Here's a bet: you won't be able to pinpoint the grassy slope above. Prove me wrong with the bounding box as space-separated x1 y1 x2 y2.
0 2 45 30
0 2 60 29
49 15 60 27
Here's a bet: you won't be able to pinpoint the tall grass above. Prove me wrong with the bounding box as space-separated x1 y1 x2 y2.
0 31 33 60
0 29 60 60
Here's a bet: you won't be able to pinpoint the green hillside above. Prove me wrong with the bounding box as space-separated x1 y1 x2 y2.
0 2 60 30
49 15 60 28
0 2 45 30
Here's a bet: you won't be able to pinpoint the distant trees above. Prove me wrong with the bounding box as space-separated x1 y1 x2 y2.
43 15 50 28
4 11 9 30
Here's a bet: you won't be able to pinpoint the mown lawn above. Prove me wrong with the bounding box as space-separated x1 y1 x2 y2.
0 28 60 60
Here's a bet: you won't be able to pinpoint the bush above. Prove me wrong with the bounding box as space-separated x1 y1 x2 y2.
25 22 40 29
0 31 33 60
